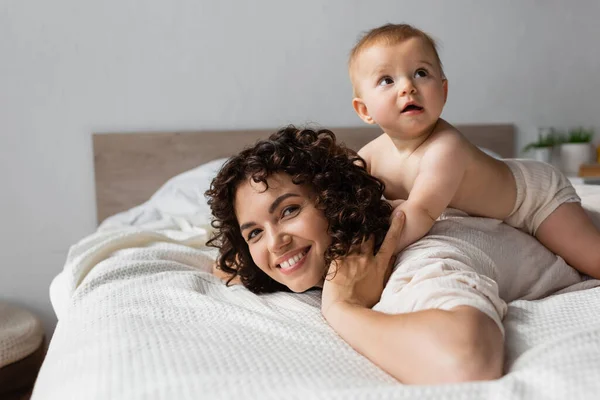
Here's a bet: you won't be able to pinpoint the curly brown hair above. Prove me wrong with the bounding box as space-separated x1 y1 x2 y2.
206 125 393 294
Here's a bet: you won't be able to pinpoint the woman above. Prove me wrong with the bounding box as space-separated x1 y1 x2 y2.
206 126 584 385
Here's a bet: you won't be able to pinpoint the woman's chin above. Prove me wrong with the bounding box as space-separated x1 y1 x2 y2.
287 280 320 293
283 274 325 293
288 284 312 293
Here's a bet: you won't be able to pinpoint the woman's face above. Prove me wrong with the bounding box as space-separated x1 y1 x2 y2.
234 173 332 292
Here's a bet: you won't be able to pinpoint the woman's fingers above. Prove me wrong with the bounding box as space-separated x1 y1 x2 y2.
384 254 397 284
377 210 405 259
359 235 375 253
348 235 375 255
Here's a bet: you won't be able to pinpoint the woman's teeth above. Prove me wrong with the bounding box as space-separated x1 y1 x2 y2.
279 250 307 269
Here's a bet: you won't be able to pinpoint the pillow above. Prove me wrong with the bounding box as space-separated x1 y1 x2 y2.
97 147 501 231
98 157 229 231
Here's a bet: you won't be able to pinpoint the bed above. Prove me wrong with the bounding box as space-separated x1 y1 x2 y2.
32 125 600 399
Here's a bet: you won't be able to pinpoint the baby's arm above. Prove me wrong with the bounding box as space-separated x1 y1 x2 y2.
393 132 469 253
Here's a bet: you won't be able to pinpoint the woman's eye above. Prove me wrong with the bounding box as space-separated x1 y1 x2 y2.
415 68 428 78
247 228 261 240
377 76 394 86
282 205 299 217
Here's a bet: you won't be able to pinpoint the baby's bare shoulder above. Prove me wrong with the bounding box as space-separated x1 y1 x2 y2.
359 134 388 154
430 120 467 143
425 124 471 160
358 135 389 166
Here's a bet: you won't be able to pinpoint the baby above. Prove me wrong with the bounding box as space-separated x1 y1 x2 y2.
349 23 600 279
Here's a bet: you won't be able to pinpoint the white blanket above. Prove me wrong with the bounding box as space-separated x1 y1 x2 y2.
33 185 600 399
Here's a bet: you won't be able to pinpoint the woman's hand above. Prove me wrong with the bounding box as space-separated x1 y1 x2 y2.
321 211 405 317
212 263 242 285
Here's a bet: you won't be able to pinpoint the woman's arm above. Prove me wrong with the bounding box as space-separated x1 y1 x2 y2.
321 211 504 384
323 303 504 384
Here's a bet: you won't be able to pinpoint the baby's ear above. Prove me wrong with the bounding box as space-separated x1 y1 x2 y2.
442 79 449 103
352 98 375 125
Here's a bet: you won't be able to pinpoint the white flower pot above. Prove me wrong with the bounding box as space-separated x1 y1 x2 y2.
531 147 552 163
559 143 593 175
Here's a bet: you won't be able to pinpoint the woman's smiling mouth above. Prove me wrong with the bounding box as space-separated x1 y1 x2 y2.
277 247 310 275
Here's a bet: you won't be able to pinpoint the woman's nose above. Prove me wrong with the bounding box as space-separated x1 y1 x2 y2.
267 229 292 253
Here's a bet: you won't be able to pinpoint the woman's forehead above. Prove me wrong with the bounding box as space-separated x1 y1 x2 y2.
234 173 310 209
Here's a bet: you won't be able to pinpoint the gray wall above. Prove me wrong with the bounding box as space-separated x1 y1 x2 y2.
1 0 599 339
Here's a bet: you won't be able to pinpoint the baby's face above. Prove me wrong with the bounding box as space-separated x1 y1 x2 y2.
352 37 448 140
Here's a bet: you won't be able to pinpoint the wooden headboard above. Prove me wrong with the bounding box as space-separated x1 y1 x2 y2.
93 124 515 224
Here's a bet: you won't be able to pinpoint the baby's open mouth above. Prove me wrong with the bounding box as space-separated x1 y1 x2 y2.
401 104 424 113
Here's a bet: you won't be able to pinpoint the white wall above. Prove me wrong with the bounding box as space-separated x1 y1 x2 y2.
1 0 599 339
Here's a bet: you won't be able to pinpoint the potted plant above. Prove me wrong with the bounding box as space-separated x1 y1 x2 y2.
522 129 559 163
559 127 595 175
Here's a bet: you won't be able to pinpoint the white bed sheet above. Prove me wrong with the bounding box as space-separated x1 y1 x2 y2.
33 184 600 399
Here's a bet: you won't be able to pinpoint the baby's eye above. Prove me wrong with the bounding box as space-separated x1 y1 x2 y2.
247 228 262 241
414 68 429 78
282 205 300 218
377 76 394 86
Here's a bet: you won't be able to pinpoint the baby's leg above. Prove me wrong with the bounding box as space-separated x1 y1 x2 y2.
536 202 600 279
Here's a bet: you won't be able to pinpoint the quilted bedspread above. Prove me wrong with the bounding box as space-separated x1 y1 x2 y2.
32 185 600 399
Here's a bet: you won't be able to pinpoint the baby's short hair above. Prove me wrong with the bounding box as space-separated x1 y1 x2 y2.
349 23 445 95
